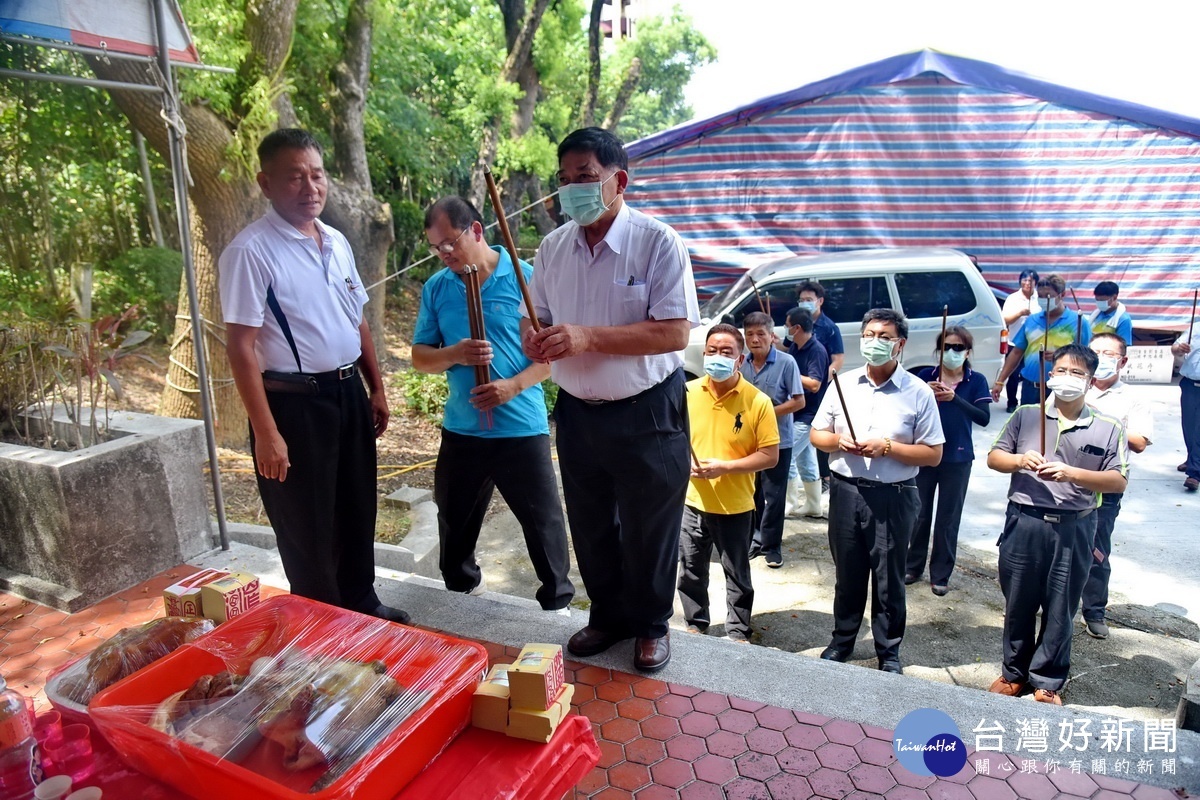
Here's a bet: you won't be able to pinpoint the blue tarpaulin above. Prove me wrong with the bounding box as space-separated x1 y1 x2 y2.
626 50 1200 329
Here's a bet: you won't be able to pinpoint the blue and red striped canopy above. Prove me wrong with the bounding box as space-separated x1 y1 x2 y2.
626 50 1200 330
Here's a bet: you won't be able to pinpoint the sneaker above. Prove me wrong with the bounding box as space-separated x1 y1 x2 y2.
1034 688 1063 705
1186 477 1199 492
1085 618 1109 639
765 553 783 569
748 545 763 560
988 676 1024 696
821 477 830 494
550 606 572 617
931 584 949 597
468 579 486 597
1006 402 1018 413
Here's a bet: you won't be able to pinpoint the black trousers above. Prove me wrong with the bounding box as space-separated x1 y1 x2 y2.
906 460 973 586
554 370 690 639
998 502 1096 691
827 474 919 661
817 448 831 480
1081 492 1122 623
251 376 380 613
679 505 755 637
752 446 792 558
1005 369 1022 408
433 429 574 610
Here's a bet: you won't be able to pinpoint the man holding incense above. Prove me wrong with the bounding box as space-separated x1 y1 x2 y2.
810 309 944 674
413 196 574 613
1171 322 1200 492
987 344 1128 704
522 127 700 673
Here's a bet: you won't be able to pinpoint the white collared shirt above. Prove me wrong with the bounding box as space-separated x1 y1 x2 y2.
813 365 945 483
219 207 366 373
1086 379 1154 443
528 204 700 401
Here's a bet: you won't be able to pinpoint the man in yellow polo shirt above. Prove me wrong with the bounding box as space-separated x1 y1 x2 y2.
679 323 780 643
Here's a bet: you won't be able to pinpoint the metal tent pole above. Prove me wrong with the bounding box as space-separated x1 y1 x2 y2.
153 0 230 550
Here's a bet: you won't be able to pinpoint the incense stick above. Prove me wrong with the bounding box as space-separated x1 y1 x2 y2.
1068 287 1083 340
1039 294 1050 456
937 305 948 378
1189 288 1198 344
830 370 857 443
484 167 540 332
747 276 768 314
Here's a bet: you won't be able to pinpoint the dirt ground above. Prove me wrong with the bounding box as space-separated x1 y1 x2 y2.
110 281 1199 721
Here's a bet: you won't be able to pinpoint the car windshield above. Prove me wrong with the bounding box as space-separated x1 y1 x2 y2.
699 272 756 320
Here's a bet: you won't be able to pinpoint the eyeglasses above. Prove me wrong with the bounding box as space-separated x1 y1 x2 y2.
861 333 897 342
1050 367 1090 379
1093 350 1122 359
428 227 469 257
942 343 969 353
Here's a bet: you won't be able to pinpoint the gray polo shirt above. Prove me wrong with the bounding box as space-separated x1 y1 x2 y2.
741 347 802 448
990 399 1129 511
813 365 945 483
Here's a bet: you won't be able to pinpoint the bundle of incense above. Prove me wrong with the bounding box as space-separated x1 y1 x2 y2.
463 264 493 429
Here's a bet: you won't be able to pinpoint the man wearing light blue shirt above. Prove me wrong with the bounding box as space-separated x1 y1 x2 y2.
414 197 573 612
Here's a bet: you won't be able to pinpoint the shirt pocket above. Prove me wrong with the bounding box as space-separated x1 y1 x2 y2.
608 280 650 326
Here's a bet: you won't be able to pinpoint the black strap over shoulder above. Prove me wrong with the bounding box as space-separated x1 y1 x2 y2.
265 285 303 372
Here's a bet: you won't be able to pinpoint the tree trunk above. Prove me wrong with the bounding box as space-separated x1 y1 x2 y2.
325 0 393 358
582 0 605 127
602 57 642 131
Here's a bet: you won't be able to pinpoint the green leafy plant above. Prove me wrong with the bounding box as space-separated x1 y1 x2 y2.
395 368 449 425
541 378 559 416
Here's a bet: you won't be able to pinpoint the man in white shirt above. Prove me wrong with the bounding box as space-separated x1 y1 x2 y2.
1171 327 1200 492
1001 270 1040 412
810 309 945 674
1081 333 1153 639
219 129 407 624
522 127 701 673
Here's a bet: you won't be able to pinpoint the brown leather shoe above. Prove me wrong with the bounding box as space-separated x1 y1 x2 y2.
1034 688 1063 705
988 676 1024 696
567 626 629 658
634 635 671 672
1179 462 1188 472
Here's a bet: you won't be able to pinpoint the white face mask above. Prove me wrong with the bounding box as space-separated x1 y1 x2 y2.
1094 302 1110 314
1092 356 1119 381
941 349 967 370
1047 374 1088 401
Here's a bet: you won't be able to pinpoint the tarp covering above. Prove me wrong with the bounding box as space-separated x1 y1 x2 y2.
0 0 199 64
626 50 1200 329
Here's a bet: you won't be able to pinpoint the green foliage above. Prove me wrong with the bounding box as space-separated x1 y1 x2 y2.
541 379 559 416
395 368 449 424
94 248 184 338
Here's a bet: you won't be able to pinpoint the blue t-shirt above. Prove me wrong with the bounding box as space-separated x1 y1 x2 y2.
412 247 548 438
916 366 991 463
788 336 831 425
1091 307 1133 345
740 347 802 448
812 313 844 358
1012 308 1091 383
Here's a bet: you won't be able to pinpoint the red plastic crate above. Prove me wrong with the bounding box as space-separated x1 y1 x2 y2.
87 596 487 800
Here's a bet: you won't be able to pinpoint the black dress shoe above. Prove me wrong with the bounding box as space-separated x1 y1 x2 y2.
748 544 762 560
367 604 412 625
819 644 851 662
879 658 903 674
904 572 920 585
634 635 671 672
567 626 629 657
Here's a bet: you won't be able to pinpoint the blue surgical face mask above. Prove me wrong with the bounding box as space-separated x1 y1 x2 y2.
703 354 738 381
941 349 967 370
1093 356 1119 381
859 337 897 367
797 300 818 314
558 172 616 226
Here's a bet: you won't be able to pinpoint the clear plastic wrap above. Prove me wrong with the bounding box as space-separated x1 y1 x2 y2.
87 595 487 800
45 617 216 722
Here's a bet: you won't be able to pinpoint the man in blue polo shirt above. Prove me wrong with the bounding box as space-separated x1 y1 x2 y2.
413 197 574 612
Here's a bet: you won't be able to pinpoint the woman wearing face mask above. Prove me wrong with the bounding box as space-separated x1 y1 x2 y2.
905 326 992 596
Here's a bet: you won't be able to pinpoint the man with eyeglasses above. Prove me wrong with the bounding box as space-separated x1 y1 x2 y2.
810 309 945 674
987 344 1129 705
1079 333 1152 640
522 127 700 673
412 196 574 615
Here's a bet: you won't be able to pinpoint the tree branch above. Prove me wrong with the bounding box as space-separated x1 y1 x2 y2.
501 0 552 83
602 56 641 131
582 0 604 127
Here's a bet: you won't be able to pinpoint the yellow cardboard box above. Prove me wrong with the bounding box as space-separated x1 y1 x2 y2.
199 571 261 623
162 569 228 617
508 643 564 711
471 663 513 733
507 683 574 743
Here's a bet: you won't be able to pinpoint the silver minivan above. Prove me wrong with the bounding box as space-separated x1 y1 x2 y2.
683 247 1005 383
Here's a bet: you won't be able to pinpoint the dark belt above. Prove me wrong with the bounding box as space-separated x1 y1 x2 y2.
1010 502 1095 524
262 364 358 395
831 472 916 490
